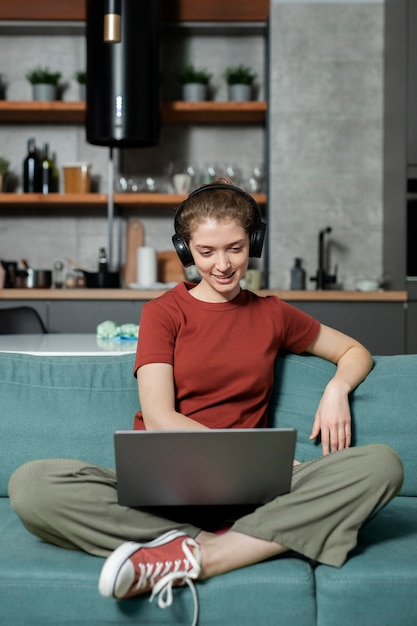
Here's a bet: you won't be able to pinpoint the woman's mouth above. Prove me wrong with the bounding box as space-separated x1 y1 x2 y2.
213 271 236 283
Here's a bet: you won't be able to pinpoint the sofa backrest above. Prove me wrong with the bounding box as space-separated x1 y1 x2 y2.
270 354 417 496
0 352 138 496
1 351 416 498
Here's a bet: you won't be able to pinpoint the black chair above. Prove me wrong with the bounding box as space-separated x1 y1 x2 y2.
0 306 48 334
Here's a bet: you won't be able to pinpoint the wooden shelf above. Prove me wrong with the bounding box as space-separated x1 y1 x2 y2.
0 101 85 123
0 101 266 125
0 0 270 23
161 101 266 124
0 192 267 210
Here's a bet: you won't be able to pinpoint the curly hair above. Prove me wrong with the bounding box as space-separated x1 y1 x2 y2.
174 177 258 244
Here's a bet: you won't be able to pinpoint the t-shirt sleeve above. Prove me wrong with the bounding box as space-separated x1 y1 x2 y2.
271 297 321 353
134 299 177 375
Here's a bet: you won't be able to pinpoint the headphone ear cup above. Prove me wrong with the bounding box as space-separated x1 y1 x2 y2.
249 220 266 258
172 234 195 267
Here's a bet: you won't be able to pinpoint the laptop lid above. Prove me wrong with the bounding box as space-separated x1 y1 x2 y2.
114 428 296 507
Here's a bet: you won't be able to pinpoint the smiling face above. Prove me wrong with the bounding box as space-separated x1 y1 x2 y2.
188 217 250 302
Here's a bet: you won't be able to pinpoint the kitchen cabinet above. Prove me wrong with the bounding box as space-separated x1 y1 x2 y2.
406 302 417 353
0 298 144 333
0 292 408 354
48 300 144 333
290 301 406 356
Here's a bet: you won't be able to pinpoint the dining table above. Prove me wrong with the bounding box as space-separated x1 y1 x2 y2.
0 333 137 356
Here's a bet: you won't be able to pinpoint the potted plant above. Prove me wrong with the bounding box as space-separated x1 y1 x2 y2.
223 64 256 102
74 70 86 101
179 64 212 102
25 66 62 101
0 156 9 192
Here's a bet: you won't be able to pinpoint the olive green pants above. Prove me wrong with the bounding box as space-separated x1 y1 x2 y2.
9 444 403 568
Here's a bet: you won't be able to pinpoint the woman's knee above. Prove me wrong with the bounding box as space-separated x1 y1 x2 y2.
8 458 84 522
9 459 54 519
362 444 404 496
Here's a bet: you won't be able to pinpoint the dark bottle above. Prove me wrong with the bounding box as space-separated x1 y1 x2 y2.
23 138 41 192
41 143 54 194
98 247 108 272
290 258 306 290
51 151 60 192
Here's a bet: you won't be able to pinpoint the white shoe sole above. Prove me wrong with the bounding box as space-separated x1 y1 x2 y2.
98 530 187 599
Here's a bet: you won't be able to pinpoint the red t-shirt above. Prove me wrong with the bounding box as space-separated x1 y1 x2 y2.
133 282 320 430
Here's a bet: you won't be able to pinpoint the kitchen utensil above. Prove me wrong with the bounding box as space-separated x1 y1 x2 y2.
355 278 380 292
26 269 52 288
82 270 120 288
157 250 185 283
65 257 88 272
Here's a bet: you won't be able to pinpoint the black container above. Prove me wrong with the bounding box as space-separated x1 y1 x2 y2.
1 261 17 288
86 0 160 147
82 271 120 288
290 258 306 290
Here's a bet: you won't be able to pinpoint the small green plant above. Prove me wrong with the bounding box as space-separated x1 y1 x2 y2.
179 64 212 85
25 66 62 85
223 64 256 85
0 157 9 175
74 70 86 85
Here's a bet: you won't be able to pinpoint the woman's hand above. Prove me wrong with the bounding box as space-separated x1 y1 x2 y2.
309 379 352 455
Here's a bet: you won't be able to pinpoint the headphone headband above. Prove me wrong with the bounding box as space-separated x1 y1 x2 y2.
172 183 266 267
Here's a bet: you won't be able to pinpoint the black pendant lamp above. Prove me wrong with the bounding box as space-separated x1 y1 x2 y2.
86 0 160 147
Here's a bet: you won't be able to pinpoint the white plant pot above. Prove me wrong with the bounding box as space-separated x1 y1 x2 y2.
228 84 252 102
32 84 57 101
78 84 86 101
182 83 208 102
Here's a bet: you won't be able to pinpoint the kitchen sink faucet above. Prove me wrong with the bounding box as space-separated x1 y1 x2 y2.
310 226 338 290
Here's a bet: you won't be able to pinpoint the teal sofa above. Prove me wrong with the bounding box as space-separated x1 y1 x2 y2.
1 350 416 626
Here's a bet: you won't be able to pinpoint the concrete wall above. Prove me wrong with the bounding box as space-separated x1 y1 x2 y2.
268 0 384 289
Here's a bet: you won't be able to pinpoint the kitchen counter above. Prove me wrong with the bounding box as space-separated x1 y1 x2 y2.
0 288 410 354
0 288 408 301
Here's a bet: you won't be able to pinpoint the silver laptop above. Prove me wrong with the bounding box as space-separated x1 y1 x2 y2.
114 428 296 507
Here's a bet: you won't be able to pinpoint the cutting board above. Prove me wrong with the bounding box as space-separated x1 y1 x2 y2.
123 218 145 285
157 250 185 283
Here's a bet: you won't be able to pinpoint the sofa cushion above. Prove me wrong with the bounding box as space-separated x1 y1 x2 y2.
0 353 138 496
0 498 317 626
314 497 417 626
271 354 417 496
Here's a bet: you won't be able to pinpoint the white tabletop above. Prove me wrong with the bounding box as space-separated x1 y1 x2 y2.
0 334 138 356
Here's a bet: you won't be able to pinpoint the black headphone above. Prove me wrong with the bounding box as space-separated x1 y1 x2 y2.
172 183 266 267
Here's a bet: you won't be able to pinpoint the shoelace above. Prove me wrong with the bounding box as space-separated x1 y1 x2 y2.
148 537 201 626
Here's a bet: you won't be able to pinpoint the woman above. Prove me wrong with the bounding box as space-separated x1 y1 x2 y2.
9 179 403 624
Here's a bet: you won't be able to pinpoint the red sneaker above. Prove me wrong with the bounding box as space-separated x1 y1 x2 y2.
98 530 201 623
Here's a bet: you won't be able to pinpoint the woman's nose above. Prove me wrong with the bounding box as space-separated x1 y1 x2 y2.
215 253 231 271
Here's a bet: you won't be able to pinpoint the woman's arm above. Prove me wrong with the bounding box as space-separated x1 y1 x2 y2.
137 362 208 431
305 323 373 455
